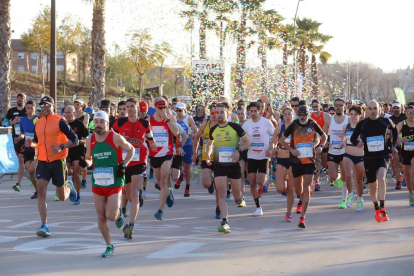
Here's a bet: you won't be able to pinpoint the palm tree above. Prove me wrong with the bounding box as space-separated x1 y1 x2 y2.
279 24 296 97
0 0 11 128
308 36 332 95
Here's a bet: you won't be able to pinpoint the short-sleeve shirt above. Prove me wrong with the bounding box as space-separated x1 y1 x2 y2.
6 107 27 137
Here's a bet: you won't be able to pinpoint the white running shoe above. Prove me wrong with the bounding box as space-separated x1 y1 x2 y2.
346 195 354 208
252 207 263 217
357 201 364 212
142 190 146 198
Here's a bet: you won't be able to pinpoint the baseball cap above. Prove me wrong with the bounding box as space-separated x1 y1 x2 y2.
40 95 54 105
94 110 109 122
85 107 94 115
139 101 148 112
17 92 26 98
175 102 186 110
154 97 167 108
392 102 401 109
74 98 84 104
297 105 309 115
100 99 110 109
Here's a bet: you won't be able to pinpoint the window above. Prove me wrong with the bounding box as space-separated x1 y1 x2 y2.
18 52 25 59
56 52 64 58
31 53 38 61
57 65 64 72
32 65 38 72
17 65 25 72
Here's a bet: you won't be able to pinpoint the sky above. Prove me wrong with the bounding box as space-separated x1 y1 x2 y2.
10 0 414 72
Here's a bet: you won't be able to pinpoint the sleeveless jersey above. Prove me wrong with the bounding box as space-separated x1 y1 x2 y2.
177 116 192 147
401 120 414 152
202 121 214 161
345 123 359 146
278 124 291 149
149 116 174 157
91 131 124 188
328 116 348 155
311 112 325 129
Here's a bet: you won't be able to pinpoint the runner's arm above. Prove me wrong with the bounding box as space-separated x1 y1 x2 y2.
82 137 93 168
188 116 198 134
322 113 331 132
278 124 294 151
350 120 363 146
192 121 206 154
166 114 179 136
59 118 79 148
83 114 90 127
113 133 134 166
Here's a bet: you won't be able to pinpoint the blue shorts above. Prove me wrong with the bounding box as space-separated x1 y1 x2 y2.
182 145 193 164
36 159 67 187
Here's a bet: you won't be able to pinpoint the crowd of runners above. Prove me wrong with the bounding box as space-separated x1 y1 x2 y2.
4 92 414 257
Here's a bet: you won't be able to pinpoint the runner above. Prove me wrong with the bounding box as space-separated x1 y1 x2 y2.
64 105 89 205
149 97 179 220
396 105 414 206
112 98 156 239
6 92 27 192
138 101 150 198
206 102 251 233
278 105 327 228
236 105 248 204
19 100 38 199
25 96 79 237
175 102 198 197
74 98 90 126
390 101 406 189
193 104 207 129
80 110 134 257
350 100 398 223
170 123 188 191
243 102 275 216
144 93 156 116
341 105 365 211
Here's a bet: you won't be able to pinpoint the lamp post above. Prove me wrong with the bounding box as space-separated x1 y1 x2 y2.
50 0 56 111
293 0 303 97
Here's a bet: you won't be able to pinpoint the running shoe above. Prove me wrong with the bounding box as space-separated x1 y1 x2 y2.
329 181 334 186
154 183 161 190
314 183 321 192
215 207 221 219
101 245 115 258
237 198 247 207
73 197 81 205
402 178 406 187
296 204 302 214
281 191 288 196
142 189 147 198
122 209 128 218
380 208 390 222
184 188 190 197
66 181 77 203
31 192 38 199
258 187 263 197
336 179 343 189
252 207 263 217
149 169 154 179
346 195 354 208
12 183 20 192
54 192 60 201
29 180 33 186
123 223 134 239
226 189 231 202
139 189 144 207
298 217 306 229
154 209 163 220
166 188 174 207
374 209 383 223
115 210 124 229
36 224 51 237
409 194 414 206
208 182 215 194
174 172 183 189
395 181 402 190
218 221 231 233
272 171 276 180
263 184 268 193
285 213 293 223
357 201 364 212
81 179 87 189
339 200 346 209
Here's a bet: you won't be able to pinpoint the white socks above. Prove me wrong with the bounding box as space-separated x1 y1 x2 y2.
342 183 348 201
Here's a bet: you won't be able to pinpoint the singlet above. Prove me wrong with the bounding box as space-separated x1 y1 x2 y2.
345 123 356 146
202 121 214 161
20 115 39 153
311 112 325 130
149 116 174 157
401 120 414 152
193 115 206 129
91 131 124 188
112 117 152 166
177 116 192 147
278 124 291 149
209 122 246 166
173 124 185 156
243 117 275 160
328 115 348 155
76 111 87 123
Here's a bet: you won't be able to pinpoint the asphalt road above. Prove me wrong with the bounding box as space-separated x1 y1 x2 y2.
0 172 413 276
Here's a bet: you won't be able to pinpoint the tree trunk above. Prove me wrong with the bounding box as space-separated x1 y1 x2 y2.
159 62 163 86
282 44 288 98
138 73 143 99
46 54 50 84
63 50 67 95
0 0 11 133
258 41 266 94
81 57 86 89
199 21 206 60
91 2 106 107
299 43 306 94
219 21 223 60
236 8 246 98
40 47 45 95
311 54 318 96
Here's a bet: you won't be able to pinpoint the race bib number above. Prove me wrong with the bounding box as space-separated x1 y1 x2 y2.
93 167 114 186
123 148 140 161
251 142 265 155
405 141 414 151
154 132 168 147
15 124 21 135
330 141 342 153
25 132 34 140
367 136 384 152
219 147 235 163
346 131 353 144
297 142 313 158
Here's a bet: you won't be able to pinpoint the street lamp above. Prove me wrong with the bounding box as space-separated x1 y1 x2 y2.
293 0 304 97
50 0 56 110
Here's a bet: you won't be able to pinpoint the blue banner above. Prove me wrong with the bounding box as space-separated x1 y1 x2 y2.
0 134 19 173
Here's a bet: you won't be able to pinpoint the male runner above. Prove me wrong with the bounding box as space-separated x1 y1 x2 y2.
390 101 406 189
206 102 251 233
144 93 156 116
6 92 27 191
138 101 150 198
25 96 79 237
80 110 134 257
236 105 248 203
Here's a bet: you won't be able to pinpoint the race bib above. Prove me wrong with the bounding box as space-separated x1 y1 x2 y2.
123 148 140 161
285 135 291 145
330 141 342 153
367 136 384 152
297 142 313 158
219 147 235 163
93 167 114 186
346 131 353 144
405 141 414 151
15 124 21 135
25 132 34 140
251 142 265 155
154 132 168 147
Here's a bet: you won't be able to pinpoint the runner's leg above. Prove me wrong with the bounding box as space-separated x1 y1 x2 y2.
36 179 48 224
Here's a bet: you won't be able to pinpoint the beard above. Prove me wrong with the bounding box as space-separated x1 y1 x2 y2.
95 127 104 135
17 102 23 107
218 118 225 124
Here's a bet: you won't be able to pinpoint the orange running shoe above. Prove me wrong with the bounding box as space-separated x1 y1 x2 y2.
374 209 382 223
258 187 263 197
298 217 306 228
296 204 302 214
380 208 390 222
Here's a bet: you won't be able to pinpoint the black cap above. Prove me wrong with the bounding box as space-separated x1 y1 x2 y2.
40 95 54 105
100 100 110 108
298 105 309 115
311 99 319 104
17 92 26 98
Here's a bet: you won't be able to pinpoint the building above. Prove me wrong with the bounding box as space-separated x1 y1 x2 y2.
397 66 414 95
10 39 78 80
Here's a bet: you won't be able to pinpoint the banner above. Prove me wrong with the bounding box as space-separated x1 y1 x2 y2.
394 87 406 105
0 134 19 173
192 60 225 104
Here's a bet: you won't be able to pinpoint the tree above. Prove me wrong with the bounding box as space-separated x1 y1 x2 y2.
106 43 130 90
157 42 172 86
0 0 11 128
279 24 296 97
76 25 92 89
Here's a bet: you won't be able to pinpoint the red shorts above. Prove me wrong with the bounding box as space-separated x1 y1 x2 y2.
92 186 123 198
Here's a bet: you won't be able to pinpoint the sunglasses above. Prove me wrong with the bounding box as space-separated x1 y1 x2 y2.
156 106 166 110
291 105 299 108
407 112 414 116
311 105 319 108
40 103 52 108
392 106 400 110
74 103 81 106
176 109 183 113
298 113 308 117
334 104 344 107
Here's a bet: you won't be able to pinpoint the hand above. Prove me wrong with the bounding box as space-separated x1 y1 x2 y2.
325 141 330 148
117 163 126 178
177 147 185 156
261 96 270 105
206 156 212 166
51 145 62 153
316 146 323 154
272 148 279 155
392 146 398 157
266 149 273 157
191 153 197 164
162 112 169 121
340 142 345 149
150 141 157 151
357 141 364 148
12 117 20 124
14 137 22 144
25 138 33 148
290 149 300 157
231 150 240 163
401 137 408 143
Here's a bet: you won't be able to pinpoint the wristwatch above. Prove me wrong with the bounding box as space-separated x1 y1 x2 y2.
60 144 65 150
121 163 127 168
165 119 171 123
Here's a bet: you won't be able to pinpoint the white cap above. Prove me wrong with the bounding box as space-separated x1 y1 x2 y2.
94 111 109 122
175 102 186 110
392 102 401 108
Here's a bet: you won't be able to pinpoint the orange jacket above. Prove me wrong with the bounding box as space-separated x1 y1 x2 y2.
35 114 68 162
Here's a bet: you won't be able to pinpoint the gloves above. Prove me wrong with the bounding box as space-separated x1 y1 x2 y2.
117 163 126 178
